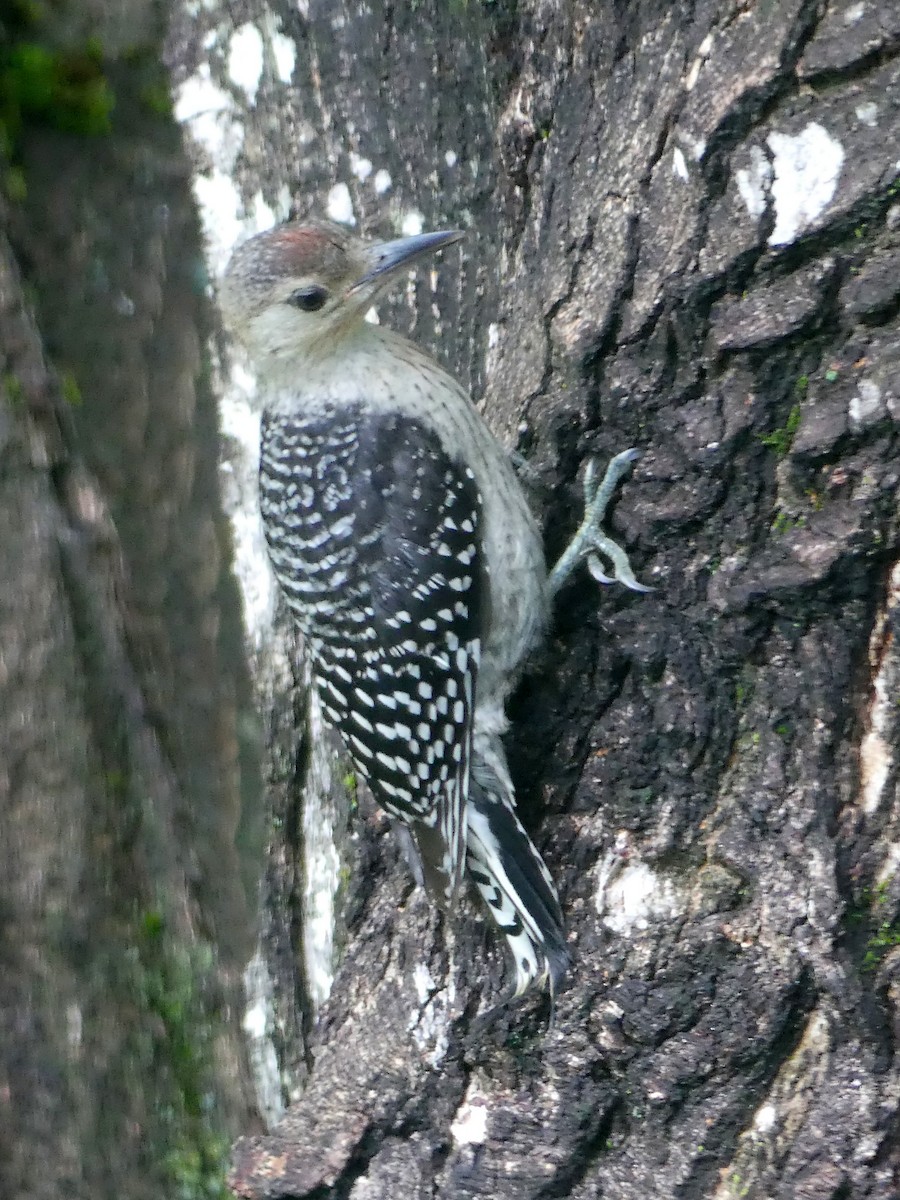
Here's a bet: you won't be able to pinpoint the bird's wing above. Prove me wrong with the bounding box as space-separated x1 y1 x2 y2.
261 406 487 903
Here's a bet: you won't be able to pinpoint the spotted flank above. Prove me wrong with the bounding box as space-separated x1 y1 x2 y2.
260 405 485 901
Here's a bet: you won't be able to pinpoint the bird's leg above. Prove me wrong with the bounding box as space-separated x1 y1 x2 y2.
508 448 544 489
548 449 653 598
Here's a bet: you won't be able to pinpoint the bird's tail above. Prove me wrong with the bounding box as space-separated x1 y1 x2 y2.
465 756 571 998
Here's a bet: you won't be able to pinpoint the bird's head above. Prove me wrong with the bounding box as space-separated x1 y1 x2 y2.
220 218 463 361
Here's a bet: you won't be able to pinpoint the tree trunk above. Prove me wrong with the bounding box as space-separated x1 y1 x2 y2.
188 3 898 1196
1 3 259 1196
5 0 899 1197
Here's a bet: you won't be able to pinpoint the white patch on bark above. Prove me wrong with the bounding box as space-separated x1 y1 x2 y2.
445 150 458 167
178 28 272 656
350 153 373 181
595 856 684 934
855 102 879 127
450 1084 489 1145
408 962 454 1066
736 145 773 220
66 1003 83 1050
684 30 713 91
849 379 884 428
672 147 689 180
766 124 845 246
413 962 437 1005
217 358 278 647
193 174 245 271
374 169 392 194
878 843 900 886
228 23 265 103
250 190 280 233
174 69 237 162
302 686 342 1009
401 210 425 236
269 26 296 83
242 950 285 1128
326 182 356 225
859 560 900 814
754 1103 778 1133
174 66 251 274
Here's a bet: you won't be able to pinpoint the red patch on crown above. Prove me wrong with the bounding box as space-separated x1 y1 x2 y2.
263 222 349 279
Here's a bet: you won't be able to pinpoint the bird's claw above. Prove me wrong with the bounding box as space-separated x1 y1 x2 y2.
550 449 652 596
586 545 655 593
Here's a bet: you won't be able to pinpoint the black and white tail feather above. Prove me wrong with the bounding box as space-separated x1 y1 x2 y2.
465 751 571 999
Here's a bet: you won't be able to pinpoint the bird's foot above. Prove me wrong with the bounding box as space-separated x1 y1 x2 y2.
508 448 545 490
548 449 653 597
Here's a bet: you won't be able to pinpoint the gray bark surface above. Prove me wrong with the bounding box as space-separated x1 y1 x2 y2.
192 3 900 1198
3 0 899 1198
1 2 259 1195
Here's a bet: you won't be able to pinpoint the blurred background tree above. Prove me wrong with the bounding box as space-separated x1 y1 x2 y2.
3 2 900 1198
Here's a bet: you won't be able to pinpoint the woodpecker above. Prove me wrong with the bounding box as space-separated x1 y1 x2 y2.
220 219 647 999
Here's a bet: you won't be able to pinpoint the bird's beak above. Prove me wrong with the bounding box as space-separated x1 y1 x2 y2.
352 229 464 291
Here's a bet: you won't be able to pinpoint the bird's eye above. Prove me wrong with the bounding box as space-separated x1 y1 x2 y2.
287 285 330 312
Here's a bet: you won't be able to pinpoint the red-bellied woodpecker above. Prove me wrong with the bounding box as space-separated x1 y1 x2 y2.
220 219 648 998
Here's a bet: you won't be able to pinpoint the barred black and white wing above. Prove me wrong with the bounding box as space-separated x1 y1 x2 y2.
260 405 485 903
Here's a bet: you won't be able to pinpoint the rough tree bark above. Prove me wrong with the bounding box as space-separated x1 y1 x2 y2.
1 3 259 1196
170 2 900 1197
4 0 899 1198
